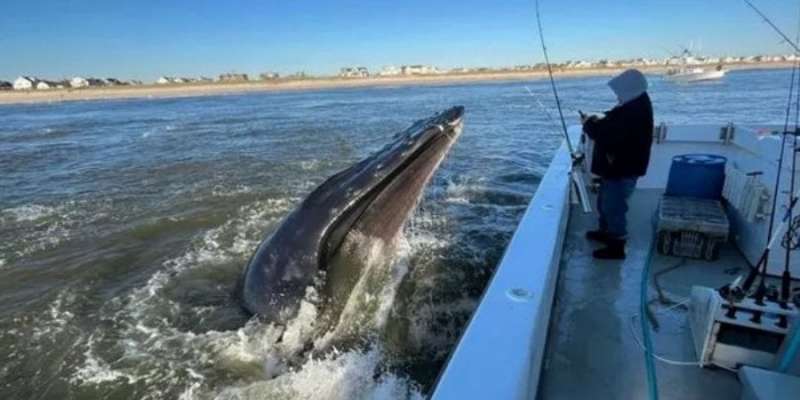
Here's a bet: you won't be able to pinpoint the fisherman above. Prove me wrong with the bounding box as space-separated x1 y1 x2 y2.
582 69 653 260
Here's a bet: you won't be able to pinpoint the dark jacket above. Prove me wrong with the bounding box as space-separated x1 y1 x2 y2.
583 93 653 179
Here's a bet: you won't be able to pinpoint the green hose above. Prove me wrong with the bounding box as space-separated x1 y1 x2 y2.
641 223 660 400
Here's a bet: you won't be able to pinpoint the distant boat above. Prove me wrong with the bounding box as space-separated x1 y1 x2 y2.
665 49 727 83
666 65 726 83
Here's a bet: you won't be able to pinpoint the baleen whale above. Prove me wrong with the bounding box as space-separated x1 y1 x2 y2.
239 106 465 325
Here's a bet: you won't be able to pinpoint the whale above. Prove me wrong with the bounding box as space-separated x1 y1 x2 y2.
238 106 465 325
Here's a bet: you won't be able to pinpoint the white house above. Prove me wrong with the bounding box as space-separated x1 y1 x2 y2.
156 76 174 84
379 66 401 76
70 77 89 88
36 81 54 90
401 65 439 75
339 67 369 78
13 76 37 90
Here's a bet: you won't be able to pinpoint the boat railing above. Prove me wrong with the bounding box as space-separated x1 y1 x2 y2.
431 129 575 400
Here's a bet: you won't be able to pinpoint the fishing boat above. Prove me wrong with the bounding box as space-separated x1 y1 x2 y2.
431 123 800 399
665 50 727 83
665 65 727 83
430 2 799 398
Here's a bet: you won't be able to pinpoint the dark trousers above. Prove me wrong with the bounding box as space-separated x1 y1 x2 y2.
597 178 637 239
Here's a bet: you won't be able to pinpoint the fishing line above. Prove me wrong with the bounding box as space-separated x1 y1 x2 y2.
524 86 564 137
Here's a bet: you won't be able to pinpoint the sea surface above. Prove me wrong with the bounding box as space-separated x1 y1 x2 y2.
0 68 796 399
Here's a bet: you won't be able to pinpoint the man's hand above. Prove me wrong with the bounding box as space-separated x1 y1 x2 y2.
580 111 598 125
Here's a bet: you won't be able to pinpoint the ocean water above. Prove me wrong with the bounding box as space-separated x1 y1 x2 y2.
0 68 795 399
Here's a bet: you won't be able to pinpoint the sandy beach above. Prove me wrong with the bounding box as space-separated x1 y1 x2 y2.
0 62 792 106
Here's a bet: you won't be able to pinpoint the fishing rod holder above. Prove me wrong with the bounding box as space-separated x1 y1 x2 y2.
690 285 799 371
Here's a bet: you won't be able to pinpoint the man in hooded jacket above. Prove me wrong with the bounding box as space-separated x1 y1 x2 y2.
582 69 653 259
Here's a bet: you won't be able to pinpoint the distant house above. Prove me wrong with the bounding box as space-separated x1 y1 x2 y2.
86 78 105 87
379 66 401 76
218 73 249 82
198 77 213 82
339 67 369 78
401 65 438 75
0 81 12 90
260 72 280 80
156 76 175 84
36 80 57 90
104 78 126 86
128 80 144 85
13 76 38 90
448 67 471 74
70 77 90 88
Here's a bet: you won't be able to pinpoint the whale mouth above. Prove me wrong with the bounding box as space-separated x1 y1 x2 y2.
239 106 465 321
319 106 465 269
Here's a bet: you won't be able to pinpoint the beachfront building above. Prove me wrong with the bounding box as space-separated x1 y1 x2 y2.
260 72 280 80
156 76 175 84
218 73 249 82
0 81 12 90
36 80 57 90
287 71 309 79
339 67 369 78
449 67 472 74
566 60 594 69
378 66 401 76
400 65 438 75
13 76 38 90
70 77 89 88
104 78 125 86
86 78 105 87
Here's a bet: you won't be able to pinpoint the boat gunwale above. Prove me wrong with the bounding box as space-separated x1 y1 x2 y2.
431 132 575 399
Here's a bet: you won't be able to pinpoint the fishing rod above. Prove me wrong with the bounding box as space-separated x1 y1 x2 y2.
781 66 800 319
533 0 592 213
779 2 800 315
744 0 800 54
534 0 574 155
727 1 800 313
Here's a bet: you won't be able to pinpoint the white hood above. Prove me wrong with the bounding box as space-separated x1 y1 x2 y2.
608 69 648 104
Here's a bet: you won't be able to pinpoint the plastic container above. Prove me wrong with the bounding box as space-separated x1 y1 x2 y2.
665 154 727 199
657 196 730 260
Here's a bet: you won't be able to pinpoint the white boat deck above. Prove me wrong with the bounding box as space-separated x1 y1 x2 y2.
538 188 744 399
431 124 798 399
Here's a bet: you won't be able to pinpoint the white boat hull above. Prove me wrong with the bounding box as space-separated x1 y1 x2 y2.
667 69 726 83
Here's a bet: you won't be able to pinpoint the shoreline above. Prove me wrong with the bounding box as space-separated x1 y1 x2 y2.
0 62 793 106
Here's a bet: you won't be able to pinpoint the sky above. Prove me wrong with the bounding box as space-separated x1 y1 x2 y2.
0 0 798 82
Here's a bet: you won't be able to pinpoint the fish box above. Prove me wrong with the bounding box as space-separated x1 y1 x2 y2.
657 196 730 260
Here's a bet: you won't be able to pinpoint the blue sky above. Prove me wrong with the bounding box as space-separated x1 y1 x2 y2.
0 0 797 81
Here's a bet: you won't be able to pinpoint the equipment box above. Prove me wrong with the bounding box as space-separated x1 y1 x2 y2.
657 196 730 260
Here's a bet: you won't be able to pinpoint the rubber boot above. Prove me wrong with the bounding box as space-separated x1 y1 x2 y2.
585 230 613 243
593 238 626 260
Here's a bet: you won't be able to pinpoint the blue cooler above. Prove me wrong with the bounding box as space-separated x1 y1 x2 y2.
665 154 727 199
